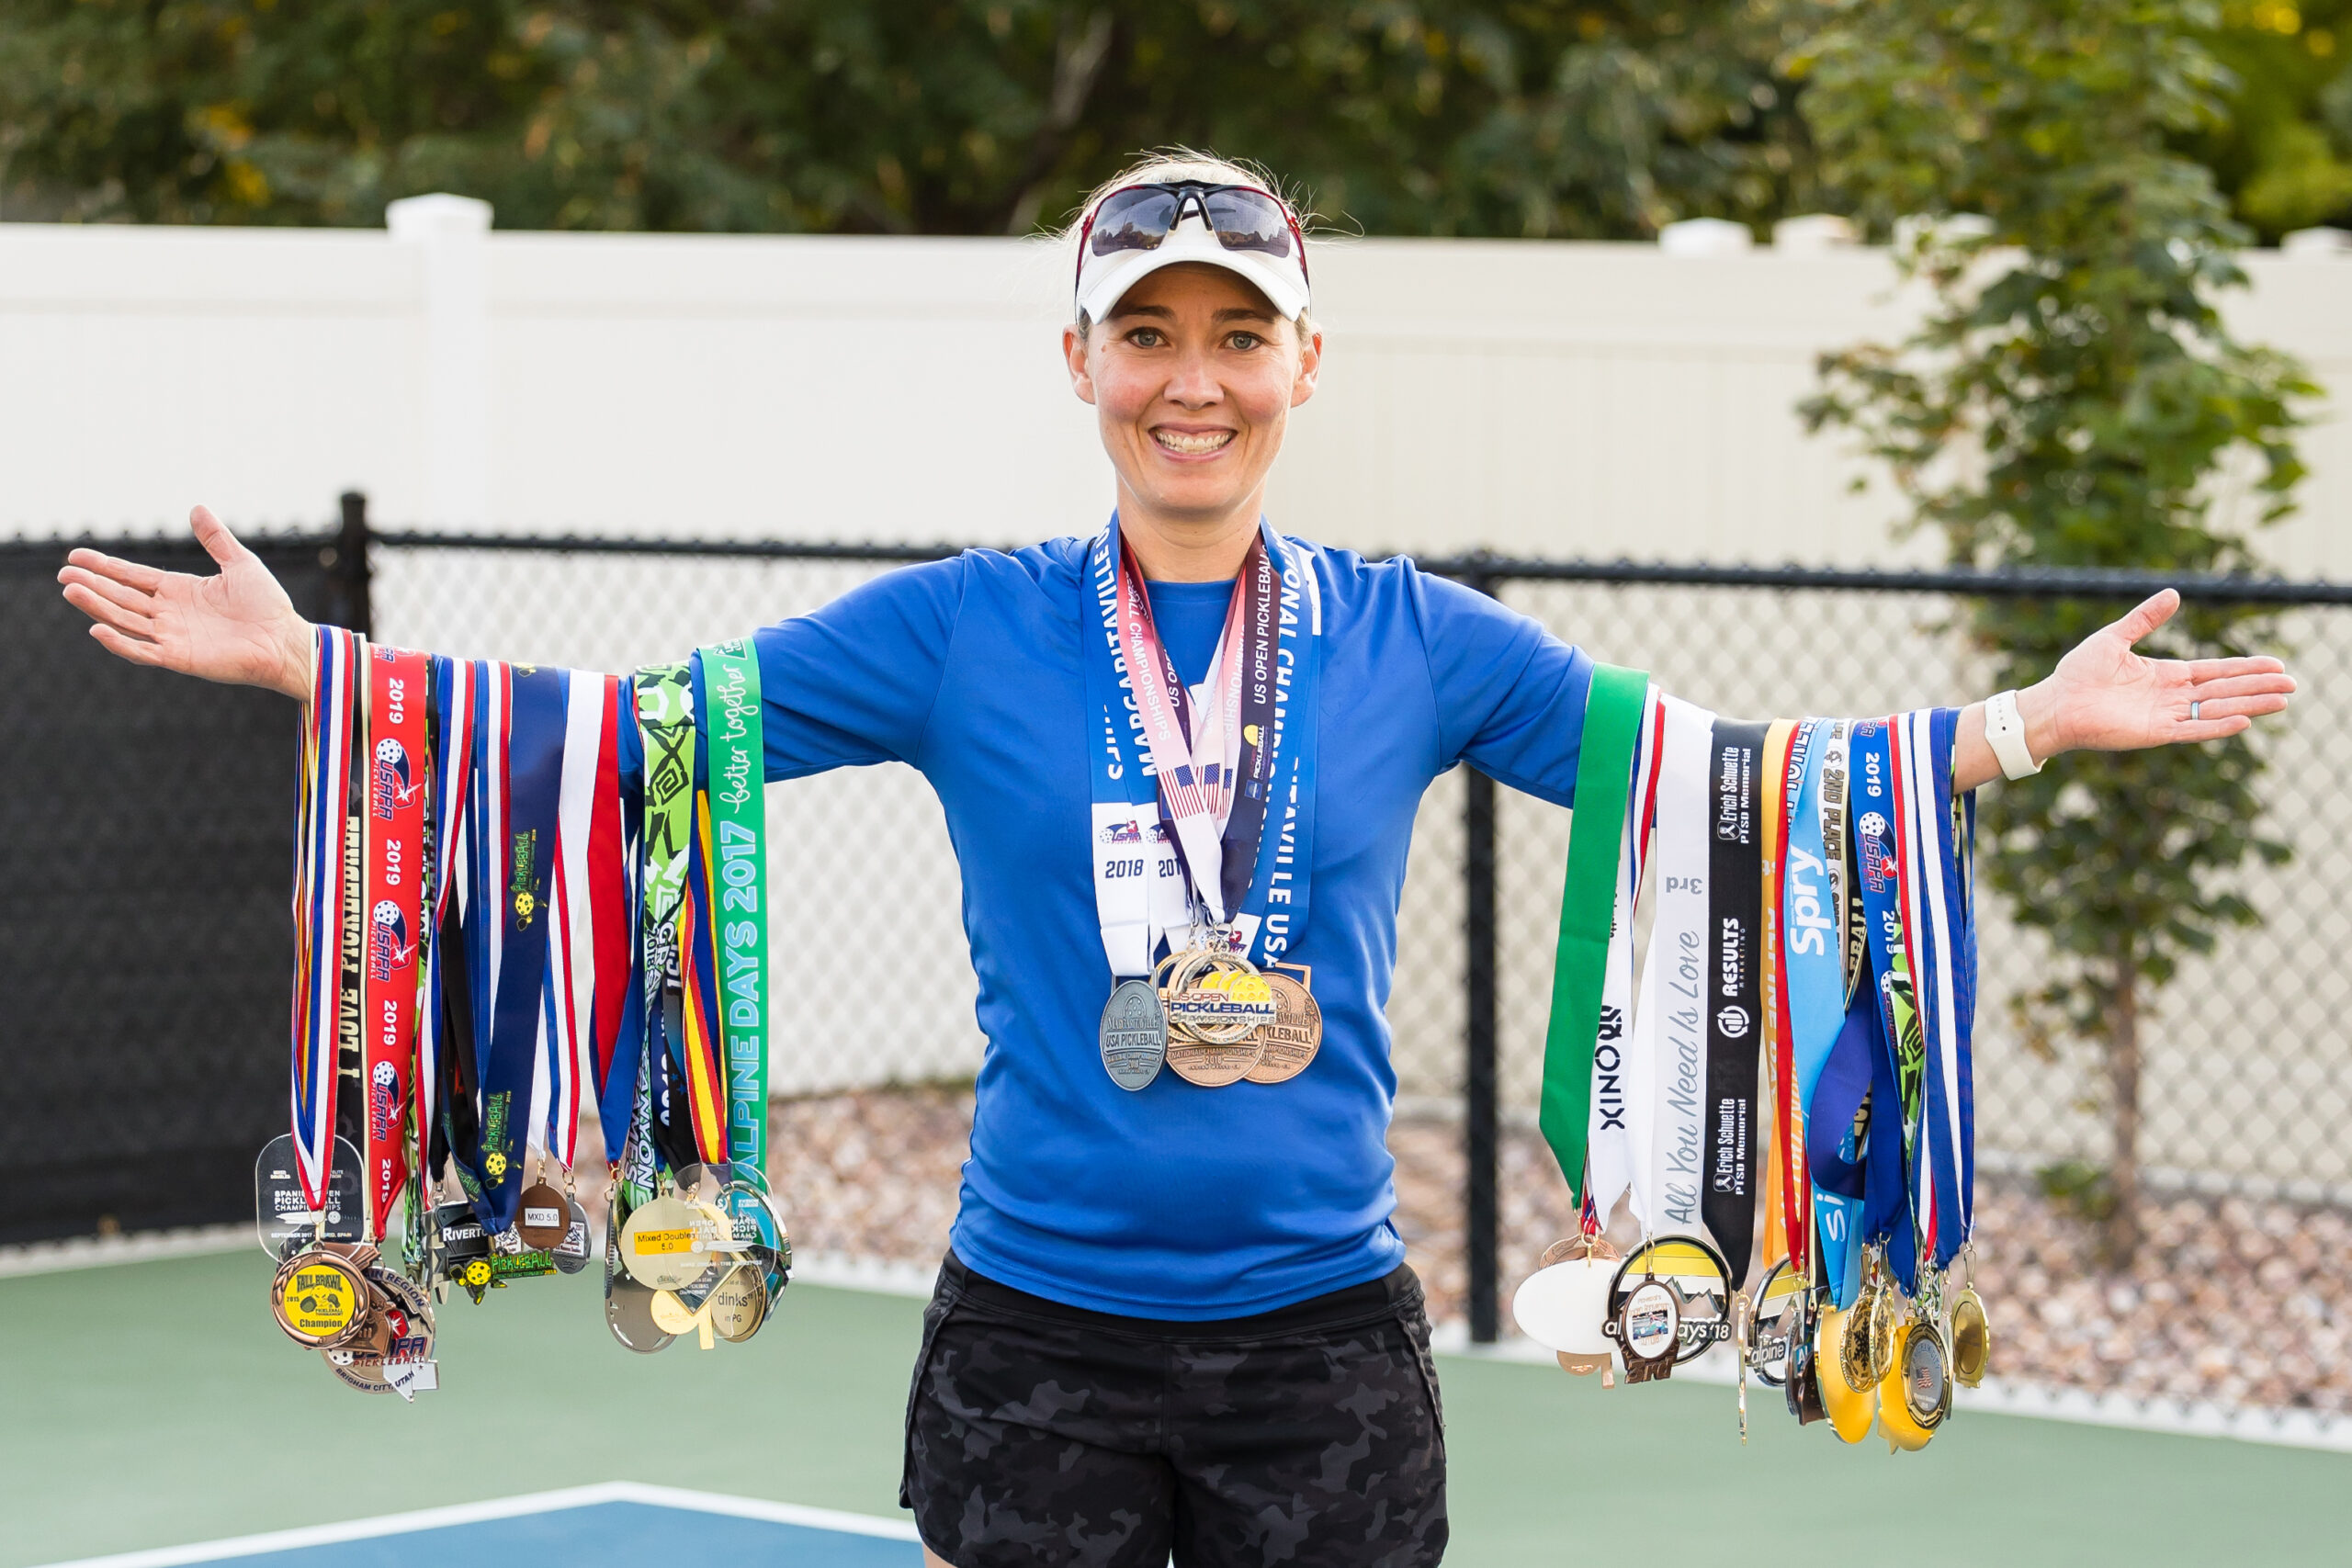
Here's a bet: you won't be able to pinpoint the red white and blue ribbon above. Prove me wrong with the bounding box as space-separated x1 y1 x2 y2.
291 626 363 1213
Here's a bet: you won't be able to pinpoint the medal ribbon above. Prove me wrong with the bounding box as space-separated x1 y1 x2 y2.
544 671 626 1173
1584 686 1663 1228
1083 518 1320 970
1533 663 1649 1217
679 791 730 1163
1787 720 1862 1302
1849 717 1924 1290
290 626 362 1212
472 664 568 1232
1703 717 1769 1292
361 645 429 1238
698 640 770 1175
1758 719 1803 1276
1903 705 1974 1268
1110 523 1277 927
1631 695 1716 1241
417 658 475 1190
631 663 697 1173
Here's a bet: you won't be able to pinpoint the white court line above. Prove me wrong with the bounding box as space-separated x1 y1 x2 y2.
1429 1323 2352 1454
29 1481 920 1568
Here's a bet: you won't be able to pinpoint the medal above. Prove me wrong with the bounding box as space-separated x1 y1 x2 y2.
619 1191 715 1290
1877 1316 1951 1451
1159 942 1271 1087
549 1193 594 1276
1605 1235 1734 1381
1243 964 1323 1085
1951 1281 1991 1388
270 1242 374 1349
1783 1288 1828 1427
254 1134 365 1256
1099 977 1169 1091
1082 519 1325 1062
602 1187 673 1353
1841 1269 1898 1391
514 1175 571 1252
707 1266 769 1343
1612 1275 1680 1383
321 1265 436 1398
1815 1299 1879 1443
1744 1258 1807 1388
1510 1235 1623 1382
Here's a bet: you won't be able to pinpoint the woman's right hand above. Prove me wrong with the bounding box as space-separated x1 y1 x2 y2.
57 504 316 700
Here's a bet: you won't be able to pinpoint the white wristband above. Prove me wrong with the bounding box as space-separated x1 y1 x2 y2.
1984 689 2042 780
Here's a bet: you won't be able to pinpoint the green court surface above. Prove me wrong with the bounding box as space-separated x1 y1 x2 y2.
3 1251 2342 1567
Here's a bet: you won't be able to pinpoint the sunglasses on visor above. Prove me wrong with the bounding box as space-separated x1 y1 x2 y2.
1076 181 1308 285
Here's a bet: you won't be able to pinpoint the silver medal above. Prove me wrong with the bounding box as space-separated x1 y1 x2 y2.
1099 977 1169 1091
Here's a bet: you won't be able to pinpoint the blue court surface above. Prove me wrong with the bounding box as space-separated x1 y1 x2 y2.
32 1485 922 1568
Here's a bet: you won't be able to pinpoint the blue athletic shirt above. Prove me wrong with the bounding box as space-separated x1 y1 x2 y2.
622 531 1595 1317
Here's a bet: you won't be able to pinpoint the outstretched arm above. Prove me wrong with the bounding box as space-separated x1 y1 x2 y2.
57 504 315 698
1949 589 2294 794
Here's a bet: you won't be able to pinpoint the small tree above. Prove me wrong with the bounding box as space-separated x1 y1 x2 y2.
1794 0 2312 1264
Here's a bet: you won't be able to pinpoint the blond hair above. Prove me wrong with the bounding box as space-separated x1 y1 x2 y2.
1064 148 1315 340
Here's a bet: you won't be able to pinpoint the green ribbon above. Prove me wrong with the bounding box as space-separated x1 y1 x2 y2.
697 640 769 1179
1538 663 1651 1206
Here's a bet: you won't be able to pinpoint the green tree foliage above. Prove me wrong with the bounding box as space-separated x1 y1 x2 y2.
2192 0 2352 238
1798 0 2312 1262
0 1 1821 235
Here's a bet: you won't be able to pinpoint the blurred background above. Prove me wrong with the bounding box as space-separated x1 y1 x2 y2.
3 6 2350 1560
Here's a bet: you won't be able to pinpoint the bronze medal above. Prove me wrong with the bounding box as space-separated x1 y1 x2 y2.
1611 1276 1681 1383
619 1192 714 1290
1243 965 1323 1085
270 1243 375 1350
1100 977 1170 1091
514 1180 571 1251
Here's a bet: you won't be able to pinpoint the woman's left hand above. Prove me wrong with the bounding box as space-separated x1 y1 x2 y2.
1955 589 2296 792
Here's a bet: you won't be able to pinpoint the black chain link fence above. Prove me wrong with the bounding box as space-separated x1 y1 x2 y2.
6 502 2346 1420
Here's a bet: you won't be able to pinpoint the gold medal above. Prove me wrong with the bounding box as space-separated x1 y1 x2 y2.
1951 1284 1991 1388
707 1266 770 1343
619 1193 715 1290
1159 945 1270 1086
1815 1301 1879 1444
1877 1318 1951 1450
1841 1273 1898 1391
1243 964 1323 1085
649 1288 700 1336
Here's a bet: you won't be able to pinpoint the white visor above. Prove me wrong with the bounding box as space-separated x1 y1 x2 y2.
1076 207 1310 327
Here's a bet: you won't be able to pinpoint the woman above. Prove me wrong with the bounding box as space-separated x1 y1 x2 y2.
57 153 2294 1568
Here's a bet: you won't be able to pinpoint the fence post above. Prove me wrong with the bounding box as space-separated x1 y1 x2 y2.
1459 561 1503 1345
325 491 373 637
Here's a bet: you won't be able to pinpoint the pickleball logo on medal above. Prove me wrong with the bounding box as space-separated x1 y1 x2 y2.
1166 972 1279 1032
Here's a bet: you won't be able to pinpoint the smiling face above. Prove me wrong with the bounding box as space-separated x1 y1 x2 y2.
1063 262 1321 546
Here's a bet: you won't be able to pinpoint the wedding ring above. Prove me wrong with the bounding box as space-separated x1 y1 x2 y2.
2189 700 2202 721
